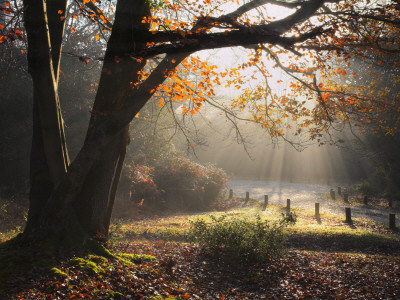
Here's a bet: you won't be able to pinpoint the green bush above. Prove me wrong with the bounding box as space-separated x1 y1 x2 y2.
189 214 293 265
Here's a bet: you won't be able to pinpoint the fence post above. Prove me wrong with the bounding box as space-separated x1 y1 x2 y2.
315 202 320 218
244 192 249 206
363 195 368 205
229 189 233 199
344 193 349 203
262 195 268 211
330 189 336 200
389 214 396 230
286 199 291 214
345 207 352 223
338 187 342 196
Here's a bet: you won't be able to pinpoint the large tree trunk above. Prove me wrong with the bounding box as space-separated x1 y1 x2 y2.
77 0 150 239
32 53 188 250
22 0 190 250
24 0 69 233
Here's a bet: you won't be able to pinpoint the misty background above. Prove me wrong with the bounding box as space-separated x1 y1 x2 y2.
1 2 398 207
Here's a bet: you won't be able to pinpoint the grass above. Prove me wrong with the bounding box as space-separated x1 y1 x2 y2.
322 191 396 209
108 199 400 255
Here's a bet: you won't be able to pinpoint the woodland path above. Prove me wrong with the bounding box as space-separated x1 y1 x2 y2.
228 179 400 225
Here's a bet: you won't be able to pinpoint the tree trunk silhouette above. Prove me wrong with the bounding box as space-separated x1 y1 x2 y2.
24 0 69 233
77 0 150 239
22 0 188 249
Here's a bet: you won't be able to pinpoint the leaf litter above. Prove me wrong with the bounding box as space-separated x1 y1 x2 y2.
2 210 400 299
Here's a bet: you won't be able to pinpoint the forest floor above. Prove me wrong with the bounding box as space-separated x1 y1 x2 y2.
1 197 400 299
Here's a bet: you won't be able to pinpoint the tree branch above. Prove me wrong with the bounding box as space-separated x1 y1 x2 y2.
131 26 328 59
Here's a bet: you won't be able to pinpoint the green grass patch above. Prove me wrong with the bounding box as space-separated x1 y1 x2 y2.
109 200 400 255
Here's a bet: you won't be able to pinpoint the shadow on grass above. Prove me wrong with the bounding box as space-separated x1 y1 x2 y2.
346 222 357 229
286 232 400 254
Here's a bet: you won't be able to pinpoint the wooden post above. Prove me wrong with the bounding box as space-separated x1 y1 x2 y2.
363 195 368 205
388 198 392 208
244 192 249 205
343 193 349 203
262 195 268 211
286 199 290 214
315 202 320 218
389 214 396 230
338 187 342 196
330 189 336 200
345 207 352 223
229 189 233 199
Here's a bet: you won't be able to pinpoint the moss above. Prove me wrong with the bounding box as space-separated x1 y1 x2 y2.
88 254 109 264
86 238 115 259
117 253 156 266
68 257 105 275
50 267 69 278
105 289 124 299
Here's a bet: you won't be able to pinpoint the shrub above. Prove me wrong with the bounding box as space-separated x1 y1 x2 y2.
116 154 228 214
152 156 228 211
351 179 375 196
127 164 160 208
188 214 293 265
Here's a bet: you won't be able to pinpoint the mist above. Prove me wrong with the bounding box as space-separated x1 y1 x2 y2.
168 48 370 185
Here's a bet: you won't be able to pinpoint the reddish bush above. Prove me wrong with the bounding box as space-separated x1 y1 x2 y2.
118 155 228 213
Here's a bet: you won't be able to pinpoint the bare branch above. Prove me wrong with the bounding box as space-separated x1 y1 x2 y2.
227 0 302 19
134 26 328 59
76 0 113 29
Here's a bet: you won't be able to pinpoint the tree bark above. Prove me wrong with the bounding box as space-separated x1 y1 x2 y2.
77 0 151 238
23 0 189 246
18 51 187 252
24 0 69 233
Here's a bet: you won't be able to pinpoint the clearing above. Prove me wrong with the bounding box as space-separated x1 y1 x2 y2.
1 188 400 299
